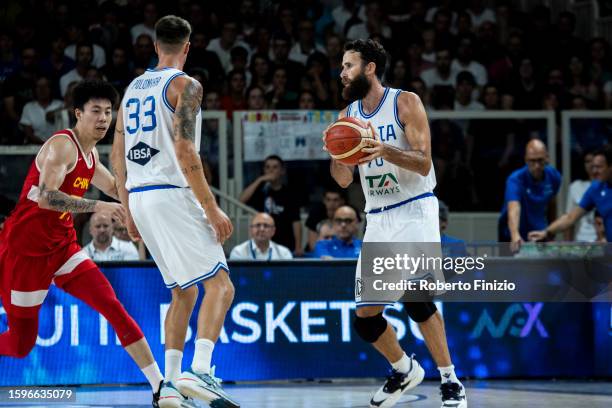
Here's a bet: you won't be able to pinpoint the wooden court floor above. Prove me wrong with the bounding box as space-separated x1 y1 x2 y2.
0 380 610 407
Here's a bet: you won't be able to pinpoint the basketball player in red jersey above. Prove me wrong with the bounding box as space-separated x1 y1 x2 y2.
0 80 165 407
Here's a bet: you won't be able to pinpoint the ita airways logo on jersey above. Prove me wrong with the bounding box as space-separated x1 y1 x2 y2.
127 141 159 166
365 172 401 196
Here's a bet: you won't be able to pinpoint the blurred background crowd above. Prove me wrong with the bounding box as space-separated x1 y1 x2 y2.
0 0 611 258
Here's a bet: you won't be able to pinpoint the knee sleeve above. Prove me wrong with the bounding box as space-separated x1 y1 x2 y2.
353 313 387 343
60 268 144 347
403 302 437 323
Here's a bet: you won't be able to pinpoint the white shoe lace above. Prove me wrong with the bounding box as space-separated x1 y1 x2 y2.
208 366 223 386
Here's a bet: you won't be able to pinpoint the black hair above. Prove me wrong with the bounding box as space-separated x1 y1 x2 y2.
155 15 191 49
593 145 612 165
264 155 284 167
72 79 118 111
344 39 387 79
456 71 476 86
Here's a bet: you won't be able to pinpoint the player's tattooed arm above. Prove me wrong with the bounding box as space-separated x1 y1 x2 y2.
174 78 203 143
39 182 98 212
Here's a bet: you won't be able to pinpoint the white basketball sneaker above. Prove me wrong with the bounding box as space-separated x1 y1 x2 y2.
440 381 467 408
369 354 425 408
158 382 198 408
176 366 240 408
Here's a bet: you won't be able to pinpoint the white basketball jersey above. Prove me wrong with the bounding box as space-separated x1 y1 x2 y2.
122 67 202 190
346 87 436 212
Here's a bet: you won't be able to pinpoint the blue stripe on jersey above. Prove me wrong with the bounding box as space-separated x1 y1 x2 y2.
393 89 405 130
129 184 183 193
162 72 186 113
358 87 389 119
347 102 352 117
367 192 434 214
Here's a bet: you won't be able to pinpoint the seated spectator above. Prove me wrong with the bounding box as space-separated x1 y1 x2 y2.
229 213 293 260
60 42 93 97
452 36 488 88
19 76 64 144
289 19 326 65
265 67 298 108
240 155 303 256
246 85 267 110
317 220 334 241
312 206 362 259
298 90 316 109
421 48 459 89
270 32 305 91
529 146 612 243
439 200 468 257
130 1 157 44
220 70 247 118
84 212 139 261
305 187 346 251
207 20 250 72
183 31 224 86
499 140 561 251
454 71 484 111
346 1 392 40
565 151 598 241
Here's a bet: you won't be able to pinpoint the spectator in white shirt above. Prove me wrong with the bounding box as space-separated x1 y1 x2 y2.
84 212 139 262
19 77 64 143
454 71 484 111
60 43 93 97
346 1 392 41
289 20 326 66
229 213 293 260
565 151 598 241
207 20 251 72
130 1 157 44
63 24 106 69
332 0 366 35
421 48 459 89
467 0 496 28
451 36 488 87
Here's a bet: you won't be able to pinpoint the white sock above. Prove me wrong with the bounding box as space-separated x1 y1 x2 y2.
141 362 163 393
438 365 460 384
391 353 411 373
165 349 183 383
192 338 215 375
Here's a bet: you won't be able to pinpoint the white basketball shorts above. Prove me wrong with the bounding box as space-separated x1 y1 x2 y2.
129 186 228 289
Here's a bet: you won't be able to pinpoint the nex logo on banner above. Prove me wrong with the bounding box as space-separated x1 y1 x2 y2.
470 303 549 338
365 173 398 188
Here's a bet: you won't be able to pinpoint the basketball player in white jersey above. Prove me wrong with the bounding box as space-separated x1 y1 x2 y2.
111 16 239 408
327 39 467 408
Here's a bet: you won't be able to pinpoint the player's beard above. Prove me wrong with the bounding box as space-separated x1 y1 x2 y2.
342 72 371 101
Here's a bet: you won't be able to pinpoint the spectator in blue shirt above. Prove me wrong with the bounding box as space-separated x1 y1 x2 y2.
312 206 362 259
498 140 561 251
529 146 611 242
439 200 468 257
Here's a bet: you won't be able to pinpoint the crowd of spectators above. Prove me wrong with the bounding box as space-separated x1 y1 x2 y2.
2 0 612 146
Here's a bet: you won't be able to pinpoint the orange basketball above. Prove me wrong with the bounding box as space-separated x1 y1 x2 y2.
324 116 374 165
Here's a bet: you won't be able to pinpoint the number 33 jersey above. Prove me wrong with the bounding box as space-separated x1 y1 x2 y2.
122 67 202 191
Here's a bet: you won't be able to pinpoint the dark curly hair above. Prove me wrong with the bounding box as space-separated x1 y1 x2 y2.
72 79 118 111
344 39 388 79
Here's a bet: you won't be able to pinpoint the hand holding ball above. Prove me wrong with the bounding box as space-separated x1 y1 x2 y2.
323 117 375 165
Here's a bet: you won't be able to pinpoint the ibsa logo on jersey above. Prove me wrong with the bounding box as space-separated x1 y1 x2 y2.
127 142 159 166
365 172 400 196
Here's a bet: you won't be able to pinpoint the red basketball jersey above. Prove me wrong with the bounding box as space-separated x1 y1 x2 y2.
2 129 96 256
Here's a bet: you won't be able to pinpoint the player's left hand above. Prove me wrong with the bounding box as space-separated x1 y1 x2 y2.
359 122 385 163
126 215 141 242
